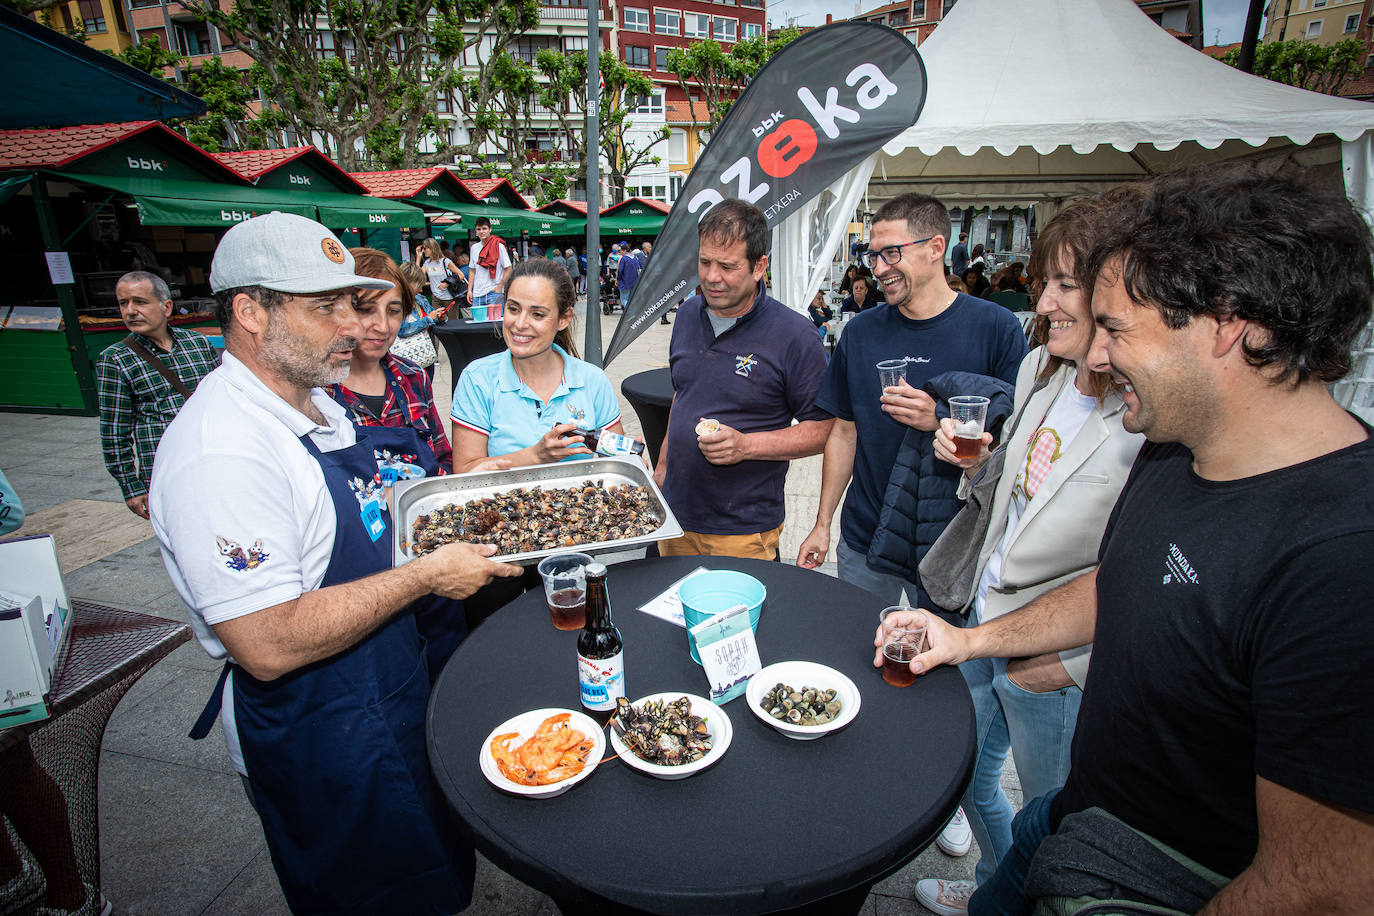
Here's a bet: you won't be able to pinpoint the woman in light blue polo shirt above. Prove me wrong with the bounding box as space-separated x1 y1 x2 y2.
450 258 624 472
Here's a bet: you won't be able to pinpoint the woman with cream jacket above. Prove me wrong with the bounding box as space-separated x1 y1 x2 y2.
913 198 1146 914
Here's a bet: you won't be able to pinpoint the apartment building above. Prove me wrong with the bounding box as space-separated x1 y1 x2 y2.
33 0 134 54
1135 0 1203 48
1264 0 1366 45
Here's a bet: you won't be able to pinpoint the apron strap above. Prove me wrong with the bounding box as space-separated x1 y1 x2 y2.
189 660 233 740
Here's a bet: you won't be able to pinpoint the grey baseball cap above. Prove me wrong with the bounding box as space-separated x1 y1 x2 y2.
210 212 393 294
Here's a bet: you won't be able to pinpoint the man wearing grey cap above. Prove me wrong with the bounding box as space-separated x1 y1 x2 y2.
149 212 520 915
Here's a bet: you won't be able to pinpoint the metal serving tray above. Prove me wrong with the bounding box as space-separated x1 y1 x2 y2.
392 457 683 566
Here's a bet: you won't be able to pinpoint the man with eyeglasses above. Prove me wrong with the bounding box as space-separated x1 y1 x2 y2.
798 193 1026 612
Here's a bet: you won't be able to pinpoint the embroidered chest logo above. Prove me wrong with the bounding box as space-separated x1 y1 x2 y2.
1161 542 1199 585
349 475 387 509
734 353 758 378
216 535 270 571
567 404 587 424
1013 428 1064 504
375 449 424 485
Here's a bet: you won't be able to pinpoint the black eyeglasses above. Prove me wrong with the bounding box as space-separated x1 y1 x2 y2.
861 237 934 269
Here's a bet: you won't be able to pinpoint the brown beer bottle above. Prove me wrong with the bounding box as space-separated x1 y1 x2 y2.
577 563 625 722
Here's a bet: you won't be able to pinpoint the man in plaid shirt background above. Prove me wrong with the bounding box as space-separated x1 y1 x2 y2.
96 271 219 518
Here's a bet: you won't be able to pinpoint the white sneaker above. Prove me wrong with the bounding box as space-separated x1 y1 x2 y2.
935 806 973 857
915 877 975 916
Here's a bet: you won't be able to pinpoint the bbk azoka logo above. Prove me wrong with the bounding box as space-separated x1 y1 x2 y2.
734 354 758 378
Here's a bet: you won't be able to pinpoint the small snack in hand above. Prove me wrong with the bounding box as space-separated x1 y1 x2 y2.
695 418 720 436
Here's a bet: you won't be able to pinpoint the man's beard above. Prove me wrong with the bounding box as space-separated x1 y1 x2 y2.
261 312 356 388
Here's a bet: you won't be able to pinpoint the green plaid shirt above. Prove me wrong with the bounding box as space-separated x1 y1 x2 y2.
96 328 219 500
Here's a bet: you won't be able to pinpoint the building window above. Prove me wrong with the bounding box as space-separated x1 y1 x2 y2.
670 174 684 200
655 46 670 70
712 16 737 41
943 0 957 14
684 12 710 37
564 35 588 52
743 22 761 38
668 128 686 163
1346 12 1359 32
625 44 650 68
78 0 107 33
891 11 907 25
511 36 558 63
130 0 160 8
654 8 680 34
1306 18 1323 38
740 0 763 7
912 0 926 17
1313 0 1327 7
624 7 650 31
631 89 663 113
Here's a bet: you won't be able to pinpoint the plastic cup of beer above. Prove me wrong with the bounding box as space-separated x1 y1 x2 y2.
537 553 593 631
877 359 907 395
879 606 927 688
948 395 990 462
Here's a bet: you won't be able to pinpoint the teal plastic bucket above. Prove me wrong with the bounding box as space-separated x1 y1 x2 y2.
679 570 766 664
471 303 489 321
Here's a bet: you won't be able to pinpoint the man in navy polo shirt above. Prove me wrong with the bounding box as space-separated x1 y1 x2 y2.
653 199 832 560
798 193 1025 606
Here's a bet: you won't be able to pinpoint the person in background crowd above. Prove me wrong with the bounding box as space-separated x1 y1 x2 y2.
150 212 521 915
968 243 987 270
396 260 452 380
562 248 582 297
616 241 643 312
841 275 878 314
809 289 835 327
912 198 1146 916
1005 261 1029 293
963 265 991 299
839 264 861 294
642 240 653 262
950 232 970 277
947 275 969 294
333 249 453 474
450 258 624 473
96 270 219 519
655 199 832 560
894 168 1374 916
419 238 463 319
467 217 511 317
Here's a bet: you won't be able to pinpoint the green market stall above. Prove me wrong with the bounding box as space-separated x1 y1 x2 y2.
536 199 588 238
350 167 475 254
599 197 669 237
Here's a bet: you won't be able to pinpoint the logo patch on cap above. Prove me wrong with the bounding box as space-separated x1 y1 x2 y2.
321 237 346 264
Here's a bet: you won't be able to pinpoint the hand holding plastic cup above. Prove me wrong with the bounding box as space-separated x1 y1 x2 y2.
879 606 927 687
537 553 593 631
877 359 908 394
948 396 990 461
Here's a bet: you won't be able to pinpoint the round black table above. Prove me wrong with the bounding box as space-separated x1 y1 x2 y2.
433 317 507 380
428 556 975 915
620 367 673 467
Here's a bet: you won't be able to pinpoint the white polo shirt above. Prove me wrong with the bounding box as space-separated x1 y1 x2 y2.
149 351 356 773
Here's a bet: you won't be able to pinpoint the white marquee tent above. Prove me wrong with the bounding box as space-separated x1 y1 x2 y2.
773 0 1374 417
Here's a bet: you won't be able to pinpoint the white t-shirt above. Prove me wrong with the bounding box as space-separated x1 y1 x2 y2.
974 371 1097 622
422 257 455 301
469 239 511 298
149 351 356 773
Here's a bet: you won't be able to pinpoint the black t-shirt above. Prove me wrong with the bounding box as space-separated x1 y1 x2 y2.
1052 429 1374 878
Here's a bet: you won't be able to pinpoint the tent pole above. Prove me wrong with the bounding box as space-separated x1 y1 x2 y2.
31 175 99 416
583 0 603 367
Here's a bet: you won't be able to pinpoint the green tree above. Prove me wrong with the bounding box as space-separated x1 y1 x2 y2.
112 39 259 152
665 27 799 133
179 0 541 171
596 51 668 204
1222 38 1364 96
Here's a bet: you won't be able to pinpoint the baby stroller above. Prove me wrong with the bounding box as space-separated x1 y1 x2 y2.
600 274 621 315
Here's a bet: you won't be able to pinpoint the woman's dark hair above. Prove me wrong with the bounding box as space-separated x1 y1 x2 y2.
1026 197 1114 400
503 257 579 358
1088 167 1374 385
350 247 415 319
971 243 985 260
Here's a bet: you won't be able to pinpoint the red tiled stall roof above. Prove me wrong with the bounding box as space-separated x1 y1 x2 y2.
538 198 587 214
458 178 504 200
602 196 670 215
0 120 161 169
349 167 450 199
214 147 370 193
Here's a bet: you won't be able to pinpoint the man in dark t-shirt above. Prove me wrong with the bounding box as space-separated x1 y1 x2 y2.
884 169 1374 914
655 199 831 560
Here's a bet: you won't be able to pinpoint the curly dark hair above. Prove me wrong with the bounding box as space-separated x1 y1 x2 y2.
1087 167 1374 385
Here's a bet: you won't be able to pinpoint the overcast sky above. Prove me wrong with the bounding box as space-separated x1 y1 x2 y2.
770 0 1260 47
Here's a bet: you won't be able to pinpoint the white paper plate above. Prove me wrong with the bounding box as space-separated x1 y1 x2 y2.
745 661 861 741
479 708 607 798
608 692 732 780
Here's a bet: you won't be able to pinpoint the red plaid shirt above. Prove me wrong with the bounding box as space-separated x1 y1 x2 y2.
332 354 453 473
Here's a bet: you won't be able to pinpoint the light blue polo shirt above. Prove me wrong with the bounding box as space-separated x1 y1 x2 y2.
451 344 621 461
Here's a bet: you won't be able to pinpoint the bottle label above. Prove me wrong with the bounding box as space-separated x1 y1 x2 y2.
578 650 625 711
594 432 641 457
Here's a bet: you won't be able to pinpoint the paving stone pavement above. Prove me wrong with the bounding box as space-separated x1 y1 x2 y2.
0 301 1021 915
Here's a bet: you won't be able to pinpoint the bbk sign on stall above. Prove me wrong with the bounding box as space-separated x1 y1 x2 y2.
604 22 926 364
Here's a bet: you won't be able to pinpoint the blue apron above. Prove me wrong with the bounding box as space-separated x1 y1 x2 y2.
231 425 473 915
332 369 468 675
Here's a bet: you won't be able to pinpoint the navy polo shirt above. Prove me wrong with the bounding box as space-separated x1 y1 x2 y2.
814 294 1027 555
663 283 829 535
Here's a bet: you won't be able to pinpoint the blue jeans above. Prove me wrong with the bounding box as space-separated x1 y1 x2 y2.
968 789 1059 916
619 288 632 309
473 290 504 308
836 538 912 605
961 656 1083 887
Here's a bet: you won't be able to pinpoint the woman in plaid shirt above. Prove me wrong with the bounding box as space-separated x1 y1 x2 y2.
330 248 453 473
